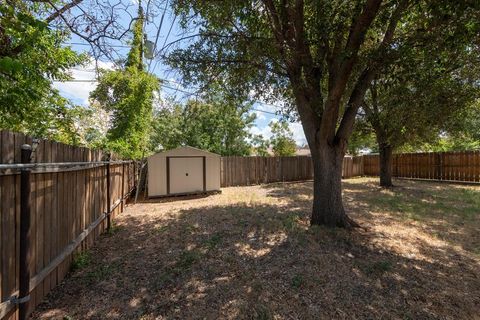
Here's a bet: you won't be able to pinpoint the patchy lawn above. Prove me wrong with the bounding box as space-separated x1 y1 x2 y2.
33 178 480 319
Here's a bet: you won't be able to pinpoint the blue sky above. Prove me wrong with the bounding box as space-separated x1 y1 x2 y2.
54 1 307 145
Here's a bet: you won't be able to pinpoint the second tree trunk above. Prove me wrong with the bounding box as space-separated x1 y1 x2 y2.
379 143 393 187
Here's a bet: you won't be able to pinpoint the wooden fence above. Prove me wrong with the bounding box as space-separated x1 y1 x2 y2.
2 131 479 319
221 151 480 187
220 156 364 187
0 131 136 320
363 150 480 183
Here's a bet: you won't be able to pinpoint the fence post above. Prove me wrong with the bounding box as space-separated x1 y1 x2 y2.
106 155 111 231
121 162 125 211
19 144 32 320
361 155 365 176
435 152 442 180
393 154 397 177
132 161 136 191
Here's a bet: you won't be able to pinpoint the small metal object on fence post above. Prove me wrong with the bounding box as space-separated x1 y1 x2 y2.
19 144 33 320
106 154 112 231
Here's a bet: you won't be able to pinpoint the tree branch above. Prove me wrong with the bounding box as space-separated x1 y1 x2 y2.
45 0 84 23
320 0 383 145
335 0 410 144
328 0 383 104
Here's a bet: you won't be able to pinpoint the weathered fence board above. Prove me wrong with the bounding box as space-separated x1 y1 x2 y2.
220 155 363 187
222 150 480 188
2 129 479 319
0 130 136 320
363 150 480 183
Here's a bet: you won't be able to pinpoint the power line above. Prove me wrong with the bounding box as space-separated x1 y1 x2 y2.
150 13 176 73
252 108 277 115
53 79 96 82
147 0 169 72
65 42 130 48
53 79 282 115
161 84 199 97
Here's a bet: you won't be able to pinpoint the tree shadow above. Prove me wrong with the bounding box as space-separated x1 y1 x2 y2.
33 180 480 319
265 179 480 256
134 190 222 204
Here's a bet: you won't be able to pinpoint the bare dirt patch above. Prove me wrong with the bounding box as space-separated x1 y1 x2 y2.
32 178 480 319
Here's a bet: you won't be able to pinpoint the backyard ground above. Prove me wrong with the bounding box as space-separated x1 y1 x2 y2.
33 178 480 319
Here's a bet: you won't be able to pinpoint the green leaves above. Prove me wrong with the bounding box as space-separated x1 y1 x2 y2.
0 57 22 73
0 1 85 143
357 11 480 153
90 9 160 159
270 121 297 157
150 92 256 156
91 67 159 159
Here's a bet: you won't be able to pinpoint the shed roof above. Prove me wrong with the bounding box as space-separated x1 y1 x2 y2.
149 146 220 158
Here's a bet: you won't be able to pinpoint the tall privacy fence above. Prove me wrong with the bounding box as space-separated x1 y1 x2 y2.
220 155 364 187
2 130 479 320
364 150 480 182
0 131 136 320
220 150 480 187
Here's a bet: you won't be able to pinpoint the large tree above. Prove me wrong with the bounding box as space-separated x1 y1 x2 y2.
90 7 159 159
0 1 85 142
167 0 478 227
363 56 479 186
430 103 480 151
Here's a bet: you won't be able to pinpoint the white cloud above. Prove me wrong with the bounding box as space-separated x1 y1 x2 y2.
250 124 273 140
54 80 96 106
289 122 307 145
249 110 266 121
249 119 307 146
53 58 114 105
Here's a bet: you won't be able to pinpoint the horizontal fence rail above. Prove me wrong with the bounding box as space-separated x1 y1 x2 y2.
0 130 136 320
364 150 480 183
220 156 364 187
221 151 480 188
2 129 479 319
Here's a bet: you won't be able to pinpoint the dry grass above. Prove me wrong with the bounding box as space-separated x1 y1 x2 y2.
33 178 480 320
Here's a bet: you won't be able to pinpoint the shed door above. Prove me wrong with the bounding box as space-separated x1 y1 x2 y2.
168 157 204 194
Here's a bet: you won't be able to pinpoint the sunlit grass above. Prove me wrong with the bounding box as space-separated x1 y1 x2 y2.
355 181 480 222
35 178 480 320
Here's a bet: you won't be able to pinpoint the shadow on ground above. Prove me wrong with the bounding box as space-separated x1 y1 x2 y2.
33 179 480 319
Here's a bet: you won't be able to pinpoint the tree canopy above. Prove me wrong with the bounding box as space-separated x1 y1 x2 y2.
400 101 480 152
0 1 86 143
90 7 159 159
166 0 480 227
363 39 479 150
269 121 297 156
251 134 270 156
150 94 256 156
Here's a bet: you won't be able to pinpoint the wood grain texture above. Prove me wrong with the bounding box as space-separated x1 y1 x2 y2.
0 130 135 320
220 156 364 187
359 150 480 183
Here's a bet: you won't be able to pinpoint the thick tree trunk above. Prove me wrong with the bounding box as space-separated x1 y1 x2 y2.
379 143 393 187
310 145 359 228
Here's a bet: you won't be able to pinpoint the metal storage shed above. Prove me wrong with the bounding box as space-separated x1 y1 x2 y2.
147 146 221 198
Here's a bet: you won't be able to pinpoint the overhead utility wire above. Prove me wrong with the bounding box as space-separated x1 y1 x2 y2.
66 42 130 48
147 0 169 72
53 79 281 115
150 14 176 73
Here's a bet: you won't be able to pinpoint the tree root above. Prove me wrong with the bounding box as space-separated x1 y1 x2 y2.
342 214 361 229
310 212 361 230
